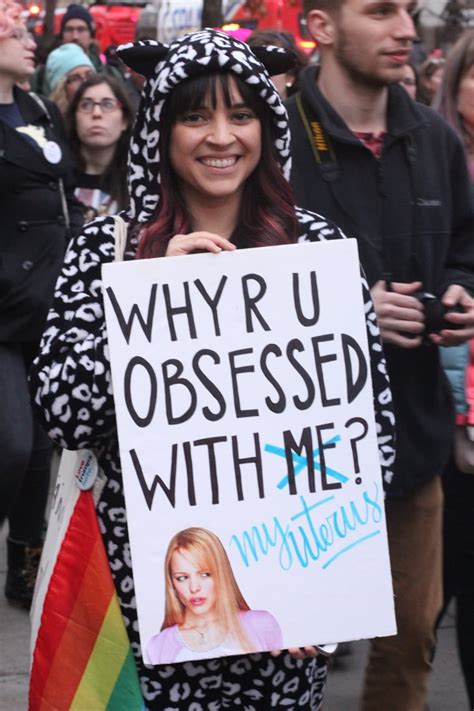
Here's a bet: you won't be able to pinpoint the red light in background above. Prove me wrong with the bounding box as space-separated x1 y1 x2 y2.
29 4 41 14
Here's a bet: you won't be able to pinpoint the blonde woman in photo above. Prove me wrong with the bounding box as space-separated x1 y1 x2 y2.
147 527 283 664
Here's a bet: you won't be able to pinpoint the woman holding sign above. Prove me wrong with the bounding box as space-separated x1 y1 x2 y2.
30 29 395 710
147 527 283 664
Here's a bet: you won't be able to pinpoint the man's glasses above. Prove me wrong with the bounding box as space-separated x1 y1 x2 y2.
63 24 90 34
66 71 94 86
77 98 122 113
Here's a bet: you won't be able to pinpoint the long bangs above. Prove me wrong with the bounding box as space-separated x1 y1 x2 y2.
166 71 268 119
179 545 214 575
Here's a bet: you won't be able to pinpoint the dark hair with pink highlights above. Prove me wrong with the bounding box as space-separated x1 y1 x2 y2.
136 71 298 259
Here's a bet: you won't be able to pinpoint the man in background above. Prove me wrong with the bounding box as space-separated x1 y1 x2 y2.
32 4 120 96
60 3 102 70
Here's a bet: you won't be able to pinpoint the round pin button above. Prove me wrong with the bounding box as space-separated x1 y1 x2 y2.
43 141 62 164
75 450 99 490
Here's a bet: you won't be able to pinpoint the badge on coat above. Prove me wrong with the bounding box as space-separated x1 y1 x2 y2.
75 450 99 491
43 141 62 164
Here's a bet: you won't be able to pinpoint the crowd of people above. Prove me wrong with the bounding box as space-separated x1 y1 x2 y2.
2 0 474 709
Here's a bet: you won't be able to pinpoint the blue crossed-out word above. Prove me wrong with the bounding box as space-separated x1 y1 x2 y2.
264 435 350 490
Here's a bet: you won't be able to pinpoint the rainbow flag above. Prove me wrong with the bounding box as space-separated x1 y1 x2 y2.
29 488 145 711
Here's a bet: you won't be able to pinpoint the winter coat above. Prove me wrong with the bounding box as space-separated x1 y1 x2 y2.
286 66 474 495
441 344 469 417
0 87 84 343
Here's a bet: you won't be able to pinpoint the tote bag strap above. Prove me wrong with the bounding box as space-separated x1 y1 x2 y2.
113 214 128 262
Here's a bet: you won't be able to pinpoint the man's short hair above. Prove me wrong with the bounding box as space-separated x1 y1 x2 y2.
303 0 343 14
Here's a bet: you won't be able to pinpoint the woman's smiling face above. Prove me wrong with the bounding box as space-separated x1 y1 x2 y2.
170 549 217 618
169 75 262 208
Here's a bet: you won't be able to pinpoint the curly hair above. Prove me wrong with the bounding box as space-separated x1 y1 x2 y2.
0 0 24 40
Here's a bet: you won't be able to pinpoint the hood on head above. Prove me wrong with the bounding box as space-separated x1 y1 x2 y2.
117 28 296 224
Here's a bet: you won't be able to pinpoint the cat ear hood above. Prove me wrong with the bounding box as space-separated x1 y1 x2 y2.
117 29 295 223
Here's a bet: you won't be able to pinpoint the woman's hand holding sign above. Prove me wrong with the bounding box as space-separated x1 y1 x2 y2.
166 232 236 256
271 646 320 659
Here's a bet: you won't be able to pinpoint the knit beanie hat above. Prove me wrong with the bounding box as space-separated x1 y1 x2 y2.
60 3 95 35
46 42 94 91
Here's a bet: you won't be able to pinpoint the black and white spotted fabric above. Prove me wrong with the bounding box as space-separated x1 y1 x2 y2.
30 29 395 711
117 30 292 224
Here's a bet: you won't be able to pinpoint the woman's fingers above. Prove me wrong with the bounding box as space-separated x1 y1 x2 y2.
288 646 320 659
270 647 320 659
166 232 236 256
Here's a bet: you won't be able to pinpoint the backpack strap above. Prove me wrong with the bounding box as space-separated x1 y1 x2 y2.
113 215 128 262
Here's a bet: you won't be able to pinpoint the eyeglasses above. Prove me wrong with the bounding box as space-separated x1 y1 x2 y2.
401 78 416 87
63 24 90 34
66 70 94 86
9 27 34 45
77 97 122 113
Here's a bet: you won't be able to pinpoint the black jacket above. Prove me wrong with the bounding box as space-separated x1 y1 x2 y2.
287 66 474 495
0 87 84 343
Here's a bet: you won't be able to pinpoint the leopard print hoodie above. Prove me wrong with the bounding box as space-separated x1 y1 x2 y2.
30 29 395 711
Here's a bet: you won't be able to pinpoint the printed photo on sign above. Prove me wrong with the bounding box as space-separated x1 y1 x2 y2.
102 239 396 665
146 527 283 663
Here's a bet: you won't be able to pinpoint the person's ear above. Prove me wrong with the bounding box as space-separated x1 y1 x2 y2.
306 9 336 47
117 41 169 78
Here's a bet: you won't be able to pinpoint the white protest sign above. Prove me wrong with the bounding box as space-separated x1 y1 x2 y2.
103 239 396 665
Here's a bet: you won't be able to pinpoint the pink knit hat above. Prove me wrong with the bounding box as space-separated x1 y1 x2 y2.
0 0 25 40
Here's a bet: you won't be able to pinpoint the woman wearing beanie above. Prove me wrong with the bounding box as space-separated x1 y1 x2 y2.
46 42 95 115
0 0 84 607
30 30 395 710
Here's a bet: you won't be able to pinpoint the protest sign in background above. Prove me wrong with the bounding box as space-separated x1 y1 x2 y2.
103 239 396 665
